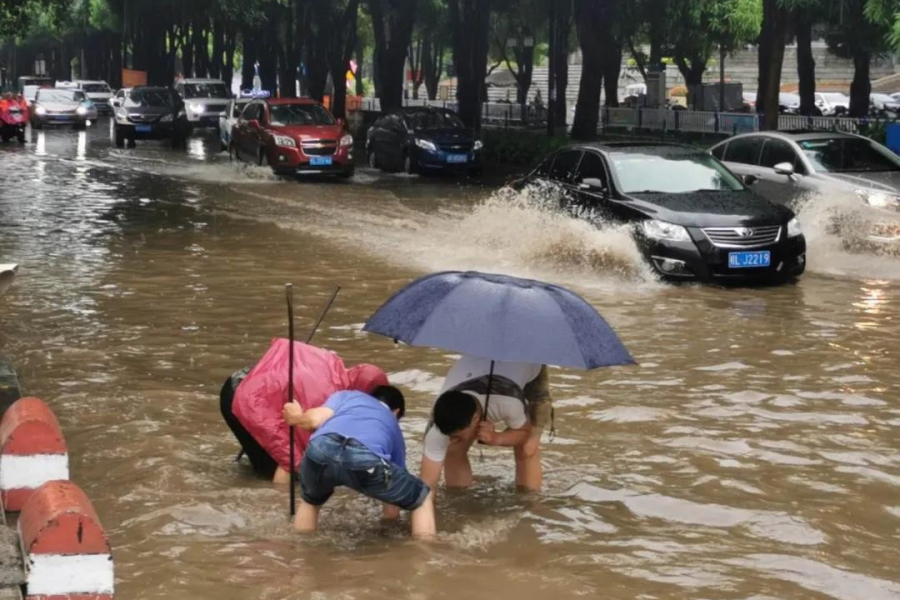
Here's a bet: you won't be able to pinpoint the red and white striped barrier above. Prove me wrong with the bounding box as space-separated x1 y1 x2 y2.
0 398 69 512
19 480 114 599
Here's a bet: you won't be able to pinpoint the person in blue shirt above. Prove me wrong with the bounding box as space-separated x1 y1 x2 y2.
282 386 436 538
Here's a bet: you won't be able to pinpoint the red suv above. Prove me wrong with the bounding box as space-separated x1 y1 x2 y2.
230 98 355 178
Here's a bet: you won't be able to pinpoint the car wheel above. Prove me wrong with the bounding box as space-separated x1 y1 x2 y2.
367 148 378 169
230 142 239 162
127 137 136 149
16 130 26 144
258 149 268 167
114 127 125 148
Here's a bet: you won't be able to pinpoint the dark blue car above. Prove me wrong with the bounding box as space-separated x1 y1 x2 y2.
366 107 483 176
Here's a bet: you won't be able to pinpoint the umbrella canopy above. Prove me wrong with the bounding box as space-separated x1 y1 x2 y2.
364 271 634 370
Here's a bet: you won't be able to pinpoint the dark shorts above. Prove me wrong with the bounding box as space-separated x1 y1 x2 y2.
300 433 430 511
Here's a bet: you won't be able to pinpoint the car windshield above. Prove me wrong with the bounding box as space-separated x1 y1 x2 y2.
799 138 900 173
268 103 334 126
184 83 230 99
38 90 85 104
611 152 745 194
125 89 176 108
82 83 110 93
405 110 465 130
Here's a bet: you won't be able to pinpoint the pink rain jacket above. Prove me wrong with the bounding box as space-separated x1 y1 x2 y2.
232 339 389 472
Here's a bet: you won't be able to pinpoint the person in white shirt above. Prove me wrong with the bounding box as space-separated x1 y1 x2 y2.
419 356 551 492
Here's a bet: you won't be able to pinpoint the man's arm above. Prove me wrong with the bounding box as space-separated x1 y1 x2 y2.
282 400 334 432
477 422 532 448
419 456 444 490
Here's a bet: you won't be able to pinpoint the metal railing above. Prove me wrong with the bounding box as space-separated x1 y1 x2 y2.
358 97 546 127
601 107 878 136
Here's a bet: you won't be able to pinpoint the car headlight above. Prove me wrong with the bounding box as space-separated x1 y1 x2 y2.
160 114 174 123
474 140 483 151
340 133 354 147
640 220 692 242
76 105 88 115
35 105 46 115
415 138 438 152
190 104 206 114
856 189 900 209
273 134 296 148
787 217 803 238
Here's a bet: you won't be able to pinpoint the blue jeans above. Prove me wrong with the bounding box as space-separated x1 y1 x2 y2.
300 433 430 511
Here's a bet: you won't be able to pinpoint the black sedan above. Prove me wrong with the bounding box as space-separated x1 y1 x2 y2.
112 86 191 148
518 143 806 283
366 107 482 175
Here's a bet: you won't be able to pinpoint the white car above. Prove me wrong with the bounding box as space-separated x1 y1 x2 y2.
109 87 132 112
174 78 232 129
815 92 850 116
218 98 252 151
870 93 900 117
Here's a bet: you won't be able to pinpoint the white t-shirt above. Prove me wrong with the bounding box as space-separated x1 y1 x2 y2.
422 357 540 463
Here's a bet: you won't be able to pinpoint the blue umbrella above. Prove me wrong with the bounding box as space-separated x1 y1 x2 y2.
364 271 634 370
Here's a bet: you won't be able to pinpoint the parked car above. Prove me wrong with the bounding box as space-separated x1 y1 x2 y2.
175 78 232 129
710 131 900 251
30 88 97 129
366 107 483 175
815 92 850 116
230 98 354 178
219 97 252 151
112 86 190 148
870 93 900 118
516 143 806 283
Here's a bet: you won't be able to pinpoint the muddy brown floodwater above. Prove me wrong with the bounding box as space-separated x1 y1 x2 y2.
1 127 899 600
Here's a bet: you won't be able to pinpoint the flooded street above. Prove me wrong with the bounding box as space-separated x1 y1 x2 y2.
1 125 899 600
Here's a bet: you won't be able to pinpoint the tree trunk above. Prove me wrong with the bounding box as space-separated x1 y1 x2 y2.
757 0 789 130
223 24 237 90
448 0 492 130
511 35 535 105
183 26 194 77
355 37 365 96
796 11 816 116
571 0 607 140
553 0 572 128
241 26 256 90
280 3 297 98
849 50 871 118
423 41 442 100
719 45 726 111
370 0 418 114
675 56 706 109
603 40 621 108
210 19 224 79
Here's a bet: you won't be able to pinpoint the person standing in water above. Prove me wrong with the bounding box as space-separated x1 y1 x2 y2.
283 386 436 538
419 356 552 493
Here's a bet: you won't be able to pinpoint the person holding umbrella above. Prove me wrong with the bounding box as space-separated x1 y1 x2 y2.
363 271 635 498
420 357 552 491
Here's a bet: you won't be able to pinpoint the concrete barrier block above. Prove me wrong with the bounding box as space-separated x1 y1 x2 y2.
0 399 69 512
19 481 113 599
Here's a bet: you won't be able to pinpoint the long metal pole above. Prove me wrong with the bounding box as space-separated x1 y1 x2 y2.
286 284 297 518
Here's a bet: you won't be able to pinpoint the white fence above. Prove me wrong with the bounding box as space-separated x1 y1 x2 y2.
359 97 545 127
601 107 874 135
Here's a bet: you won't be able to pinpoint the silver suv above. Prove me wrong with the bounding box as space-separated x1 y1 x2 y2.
174 78 232 129
710 131 900 250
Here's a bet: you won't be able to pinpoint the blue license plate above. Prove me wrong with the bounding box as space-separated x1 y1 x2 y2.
310 156 333 166
135 124 152 133
446 154 468 164
729 251 771 269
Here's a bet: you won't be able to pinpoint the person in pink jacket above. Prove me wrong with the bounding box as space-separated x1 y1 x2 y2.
219 339 389 484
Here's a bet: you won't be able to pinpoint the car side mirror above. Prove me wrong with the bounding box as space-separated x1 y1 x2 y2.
248 119 260 130
743 174 759 186
112 99 120 107
579 177 607 193
774 162 795 177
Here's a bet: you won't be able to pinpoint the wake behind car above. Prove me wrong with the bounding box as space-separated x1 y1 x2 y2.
518 143 806 283
366 107 482 175
30 88 97 129
112 86 190 148
230 98 354 178
175 78 232 129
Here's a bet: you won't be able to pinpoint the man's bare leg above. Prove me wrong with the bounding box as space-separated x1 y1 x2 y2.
272 466 291 485
444 438 475 488
411 491 437 539
293 499 321 533
514 434 543 491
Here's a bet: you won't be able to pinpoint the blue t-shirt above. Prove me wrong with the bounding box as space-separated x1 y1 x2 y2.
311 391 407 469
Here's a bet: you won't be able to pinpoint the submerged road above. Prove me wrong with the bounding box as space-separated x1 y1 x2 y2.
1 124 899 600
